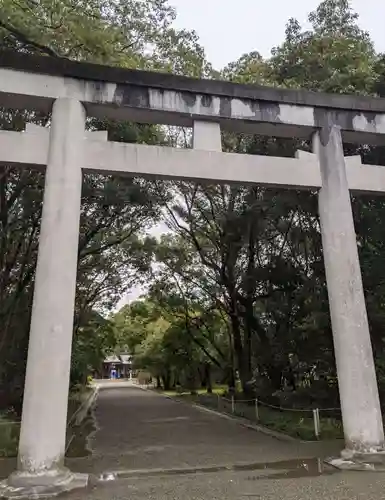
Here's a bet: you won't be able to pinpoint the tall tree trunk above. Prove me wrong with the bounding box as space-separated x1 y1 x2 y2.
162 370 171 391
229 311 245 386
204 363 213 393
241 300 255 396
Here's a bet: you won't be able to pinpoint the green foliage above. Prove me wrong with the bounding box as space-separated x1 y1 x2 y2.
141 0 385 410
112 293 229 392
70 312 116 387
269 0 377 93
0 0 209 412
222 51 271 85
0 0 209 75
0 419 19 457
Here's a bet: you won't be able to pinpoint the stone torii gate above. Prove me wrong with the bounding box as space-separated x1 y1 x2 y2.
1 50 385 496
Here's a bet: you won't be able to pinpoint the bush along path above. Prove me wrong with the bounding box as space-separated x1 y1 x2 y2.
0 415 19 458
0 386 96 458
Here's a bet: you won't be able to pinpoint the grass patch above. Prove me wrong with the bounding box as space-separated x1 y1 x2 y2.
67 385 93 423
162 385 228 398
253 405 343 441
0 416 19 458
66 412 95 458
159 389 343 441
66 385 95 455
0 385 94 458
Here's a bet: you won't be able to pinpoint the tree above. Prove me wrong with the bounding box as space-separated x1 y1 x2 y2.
71 311 116 387
269 0 377 94
0 0 210 75
113 291 229 393
0 0 210 412
142 0 385 409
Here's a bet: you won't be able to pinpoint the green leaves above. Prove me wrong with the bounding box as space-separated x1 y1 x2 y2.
0 0 208 75
0 0 208 406
132 0 385 402
269 0 377 94
71 312 116 387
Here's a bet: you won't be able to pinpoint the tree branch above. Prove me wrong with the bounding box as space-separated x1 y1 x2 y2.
0 19 63 58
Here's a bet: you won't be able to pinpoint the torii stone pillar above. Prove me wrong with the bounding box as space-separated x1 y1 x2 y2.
315 125 385 468
2 98 88 497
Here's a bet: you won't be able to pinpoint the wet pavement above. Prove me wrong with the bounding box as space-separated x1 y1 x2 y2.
67 383 343 476
2 382 385 499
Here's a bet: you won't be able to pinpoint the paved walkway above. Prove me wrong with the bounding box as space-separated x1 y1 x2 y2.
62 383 385 499
69 383 342 475
2 382 385 499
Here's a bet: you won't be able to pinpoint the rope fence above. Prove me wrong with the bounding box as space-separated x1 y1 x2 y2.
136 379 343 440
207 394 342 440
220 395 340 413
0 420 20 426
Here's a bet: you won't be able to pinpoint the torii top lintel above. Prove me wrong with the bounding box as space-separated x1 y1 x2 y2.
1 50 385 145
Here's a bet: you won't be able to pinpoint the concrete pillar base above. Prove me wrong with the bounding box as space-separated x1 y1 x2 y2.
326 449 385 471
0 468 88 499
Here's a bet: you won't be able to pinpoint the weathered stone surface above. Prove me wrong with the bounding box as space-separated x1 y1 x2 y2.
12 98 87 494
315 126 385 459
0 470 88 499
1 50 385 143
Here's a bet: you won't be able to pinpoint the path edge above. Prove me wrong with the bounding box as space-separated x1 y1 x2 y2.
71 385 99 427
144 387 302 443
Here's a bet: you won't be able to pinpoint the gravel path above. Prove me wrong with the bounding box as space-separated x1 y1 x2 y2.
2 383 384 499
62 383 385 500
69 384 343 475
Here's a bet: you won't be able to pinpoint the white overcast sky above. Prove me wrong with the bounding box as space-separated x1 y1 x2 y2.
171 0 385 69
